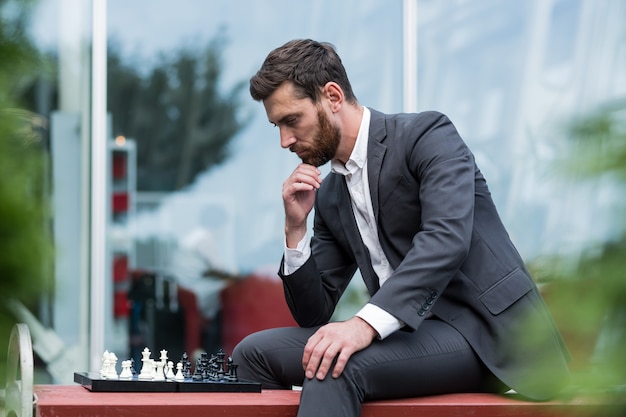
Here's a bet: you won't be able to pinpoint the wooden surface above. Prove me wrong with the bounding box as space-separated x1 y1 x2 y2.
34 385 615 417
35 385 299 417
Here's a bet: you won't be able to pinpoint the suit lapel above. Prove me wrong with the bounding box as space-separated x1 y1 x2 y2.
336 173 380 295
366 109 387 222
335 109 388 296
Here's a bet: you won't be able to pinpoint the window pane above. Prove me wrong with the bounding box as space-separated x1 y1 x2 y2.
106 0 401 362
6 0 95 383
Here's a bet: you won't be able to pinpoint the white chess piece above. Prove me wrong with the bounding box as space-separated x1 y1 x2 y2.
106 352 119 379
159 350 168 378
153 360 166 381
174 362 184 381
120 360 133 379
165 361 176 380
101 354 110 378
138 347 153 380
100 350 109 378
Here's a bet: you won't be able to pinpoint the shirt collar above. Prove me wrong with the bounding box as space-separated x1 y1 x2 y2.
331 107 371 176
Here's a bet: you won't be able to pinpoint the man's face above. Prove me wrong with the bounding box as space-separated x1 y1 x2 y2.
297 108 340 166
264 82 341 167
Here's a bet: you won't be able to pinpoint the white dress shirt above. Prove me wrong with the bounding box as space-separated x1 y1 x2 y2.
283 107 404 339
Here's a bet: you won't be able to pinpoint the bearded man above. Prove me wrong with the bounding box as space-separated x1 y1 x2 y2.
233 39 570 417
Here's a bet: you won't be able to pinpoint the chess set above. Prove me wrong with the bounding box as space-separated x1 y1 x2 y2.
74 347 261 393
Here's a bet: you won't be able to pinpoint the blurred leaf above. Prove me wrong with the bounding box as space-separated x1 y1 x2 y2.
561 102 626 180
529 102 626 408
0 0 53 386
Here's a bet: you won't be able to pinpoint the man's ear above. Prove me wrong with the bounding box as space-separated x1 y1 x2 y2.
323 82 344 112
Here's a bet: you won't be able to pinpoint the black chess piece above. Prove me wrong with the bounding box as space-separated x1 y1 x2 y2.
208 354 218 381
216 350 226 380
130 358 137 376
181 352 192 378
203 353 214 381
192 356 204 381
226 357 238 382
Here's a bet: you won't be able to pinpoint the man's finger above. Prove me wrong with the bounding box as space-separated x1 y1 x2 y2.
315 345 340 380
331 348 354 378
302 335 324 379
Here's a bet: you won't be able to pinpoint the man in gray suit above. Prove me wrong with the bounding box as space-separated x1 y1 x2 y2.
233 39 570 417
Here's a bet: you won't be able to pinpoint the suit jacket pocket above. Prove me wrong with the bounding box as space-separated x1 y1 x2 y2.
479 268 535 315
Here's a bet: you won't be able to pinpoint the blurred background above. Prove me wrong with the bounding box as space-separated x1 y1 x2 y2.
1 0 624 405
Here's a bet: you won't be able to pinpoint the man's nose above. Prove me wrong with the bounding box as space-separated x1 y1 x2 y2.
280 128 296 149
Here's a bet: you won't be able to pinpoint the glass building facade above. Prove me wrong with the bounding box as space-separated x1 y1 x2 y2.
4 0 625 383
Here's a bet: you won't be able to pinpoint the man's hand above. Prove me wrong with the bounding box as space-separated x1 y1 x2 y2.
283 164 322 247
302 316 378 380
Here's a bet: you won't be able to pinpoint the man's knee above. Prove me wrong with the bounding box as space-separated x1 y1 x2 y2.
232 330 265 363
233 327 293 363
301 363 365 406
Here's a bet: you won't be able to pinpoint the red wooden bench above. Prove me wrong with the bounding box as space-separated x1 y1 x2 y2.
33 385 617 417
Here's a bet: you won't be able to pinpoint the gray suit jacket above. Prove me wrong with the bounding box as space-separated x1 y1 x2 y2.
279 109 570 400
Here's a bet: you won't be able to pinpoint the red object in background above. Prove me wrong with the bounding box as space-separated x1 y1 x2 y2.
177 286 206 356
220 274 297 354
112 152 127 179
114 291 130 318
113 255 128 283
113 255 130 318
112 192 129 213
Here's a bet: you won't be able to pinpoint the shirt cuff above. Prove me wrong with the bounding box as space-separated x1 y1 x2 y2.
283 233 311 275
356 303 404 340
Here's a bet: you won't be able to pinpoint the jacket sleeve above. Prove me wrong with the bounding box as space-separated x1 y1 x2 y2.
369 112 476 330
278 198 358 327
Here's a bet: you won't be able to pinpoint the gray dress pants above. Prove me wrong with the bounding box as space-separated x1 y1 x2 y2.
232 318 506 417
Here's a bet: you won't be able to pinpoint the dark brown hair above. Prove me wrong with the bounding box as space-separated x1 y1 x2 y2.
250 39 357 104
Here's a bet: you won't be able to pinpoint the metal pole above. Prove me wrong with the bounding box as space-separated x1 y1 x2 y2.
403 0 418 113
90 0 108 372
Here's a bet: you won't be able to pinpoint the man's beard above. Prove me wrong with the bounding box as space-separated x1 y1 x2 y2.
297 109 341 167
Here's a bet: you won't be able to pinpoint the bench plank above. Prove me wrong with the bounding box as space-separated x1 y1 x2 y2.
34 385 612 417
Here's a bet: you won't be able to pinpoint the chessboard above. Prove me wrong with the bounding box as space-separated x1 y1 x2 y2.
74 347 261 393
73 372 261 393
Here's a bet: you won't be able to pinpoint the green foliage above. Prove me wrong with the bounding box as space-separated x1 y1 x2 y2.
0 0 39 105
564 102 626 180
0 113 51 299
0 0 52 387
107 34 250 191
528 104 626 412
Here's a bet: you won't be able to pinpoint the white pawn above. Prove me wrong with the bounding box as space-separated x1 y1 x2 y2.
138 347 153 380
165 361 176 380
120 360 133 379
153 360 166 381
174 362 184 381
